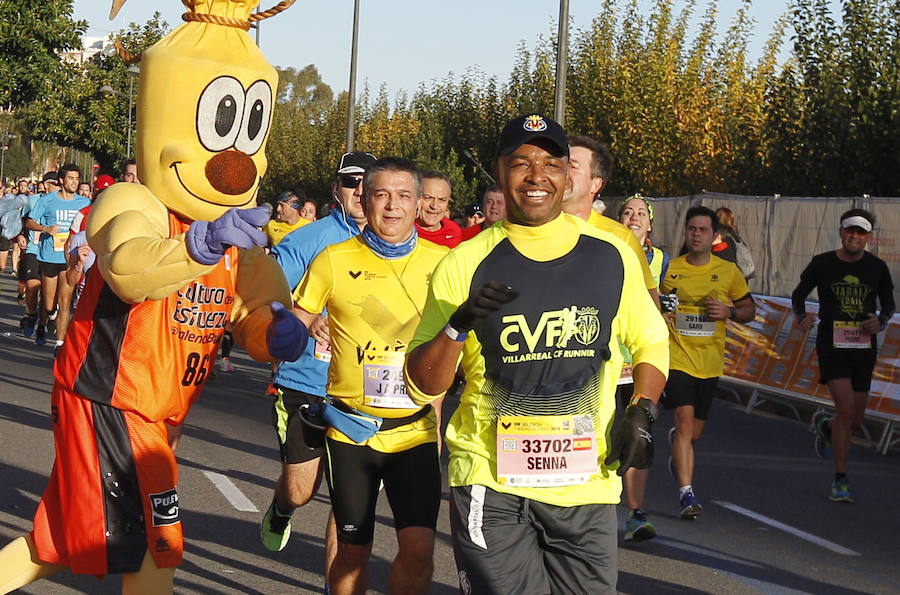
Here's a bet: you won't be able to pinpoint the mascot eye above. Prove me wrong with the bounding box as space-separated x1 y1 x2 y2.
197 77 246 152
235 80 272 155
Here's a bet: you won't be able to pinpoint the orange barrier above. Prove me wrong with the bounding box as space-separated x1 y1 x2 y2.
724 296 900 417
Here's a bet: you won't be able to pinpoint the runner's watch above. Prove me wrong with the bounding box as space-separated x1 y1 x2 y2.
729 306 737 320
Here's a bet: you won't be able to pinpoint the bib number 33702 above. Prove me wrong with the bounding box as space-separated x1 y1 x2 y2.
496 414 598 487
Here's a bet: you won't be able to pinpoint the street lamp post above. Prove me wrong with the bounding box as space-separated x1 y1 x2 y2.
0 132 15 185
346 0 361 152
554 0 569 127
100 65 140 159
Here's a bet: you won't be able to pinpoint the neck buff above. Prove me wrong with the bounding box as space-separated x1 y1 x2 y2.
361 225 418 259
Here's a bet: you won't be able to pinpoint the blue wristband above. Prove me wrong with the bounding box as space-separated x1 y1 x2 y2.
443 323 468 342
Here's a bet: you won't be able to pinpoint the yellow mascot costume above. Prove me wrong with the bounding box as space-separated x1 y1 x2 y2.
0 1 302 593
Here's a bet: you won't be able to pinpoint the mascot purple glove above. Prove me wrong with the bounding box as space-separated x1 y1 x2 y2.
186 206 270 265
267 301 308 362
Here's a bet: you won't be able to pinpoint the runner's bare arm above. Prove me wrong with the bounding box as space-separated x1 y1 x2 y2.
405 336 465 399
631 362 667 405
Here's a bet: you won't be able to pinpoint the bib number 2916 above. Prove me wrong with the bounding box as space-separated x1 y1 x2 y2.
181 351 210 386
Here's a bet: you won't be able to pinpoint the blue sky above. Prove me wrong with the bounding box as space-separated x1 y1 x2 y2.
74 1 841 98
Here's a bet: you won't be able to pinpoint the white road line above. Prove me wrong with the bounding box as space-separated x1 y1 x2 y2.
202 471 259 512
714 500 860 556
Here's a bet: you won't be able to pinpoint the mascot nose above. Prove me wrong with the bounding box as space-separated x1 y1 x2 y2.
205 150 257 195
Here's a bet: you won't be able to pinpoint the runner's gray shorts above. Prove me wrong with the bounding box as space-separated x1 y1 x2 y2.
449 484 617 594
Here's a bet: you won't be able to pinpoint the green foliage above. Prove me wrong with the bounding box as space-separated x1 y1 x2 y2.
9 0 900 200
0 0 86 108
19 12 170 172
763 0 899 195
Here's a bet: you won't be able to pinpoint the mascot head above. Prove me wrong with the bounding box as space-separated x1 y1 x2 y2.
113 0 292 221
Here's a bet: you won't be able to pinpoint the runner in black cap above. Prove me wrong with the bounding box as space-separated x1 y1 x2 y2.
406 114 669 593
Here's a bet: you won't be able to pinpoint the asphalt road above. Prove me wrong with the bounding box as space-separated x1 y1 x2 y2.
0 272 898 594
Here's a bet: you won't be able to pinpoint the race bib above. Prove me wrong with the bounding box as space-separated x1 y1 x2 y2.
314 340 332 362
833 321 869 349
362 351 416 409
53 232 68 252
675 305 716 337
496 414 598 487
618 363 634 385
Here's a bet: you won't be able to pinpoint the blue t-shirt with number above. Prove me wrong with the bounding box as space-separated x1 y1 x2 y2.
28 193 90 264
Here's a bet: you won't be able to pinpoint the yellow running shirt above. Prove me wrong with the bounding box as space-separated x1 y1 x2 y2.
294 235 448 452
265 217 310 247
660 255 751 379
405 213 669 507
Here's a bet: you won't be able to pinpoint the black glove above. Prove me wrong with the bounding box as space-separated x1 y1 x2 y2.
448 282 519 332
604 397 656 476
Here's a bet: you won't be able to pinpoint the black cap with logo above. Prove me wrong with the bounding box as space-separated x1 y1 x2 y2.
496 114 569 157
335 151 377 176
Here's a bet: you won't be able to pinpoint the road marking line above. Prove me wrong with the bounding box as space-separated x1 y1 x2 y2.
202 471 258 512
714 500 860 556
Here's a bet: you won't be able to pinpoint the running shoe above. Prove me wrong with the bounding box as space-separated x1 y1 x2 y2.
44 317 56 337
48 306 58 321
829 478 853 503
679 490 703 519
20 313 37 337
624 509 657 542
261 498 293 552
813 411 833 460
266 379 279 397
35 324 46 346
219 356 234 373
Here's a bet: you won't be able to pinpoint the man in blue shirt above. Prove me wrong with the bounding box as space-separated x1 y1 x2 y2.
18 173 58 338
25 164 90 348
260 151 376 566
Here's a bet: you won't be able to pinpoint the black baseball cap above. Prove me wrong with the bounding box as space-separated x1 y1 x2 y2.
496 114 569 157
335 151 377 175
42 171 59 183
465 203 484 217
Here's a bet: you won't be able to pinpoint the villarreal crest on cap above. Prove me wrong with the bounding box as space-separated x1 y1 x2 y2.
497 114 569 157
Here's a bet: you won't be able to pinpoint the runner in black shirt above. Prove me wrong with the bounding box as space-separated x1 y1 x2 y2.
791 209 895 503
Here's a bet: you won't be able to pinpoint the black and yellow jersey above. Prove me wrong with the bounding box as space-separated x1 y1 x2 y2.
660 254 751 378
294 235 448 452
405 213 669 507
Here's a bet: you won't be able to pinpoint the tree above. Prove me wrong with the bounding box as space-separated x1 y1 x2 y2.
18 12 170 172
0 0 86 108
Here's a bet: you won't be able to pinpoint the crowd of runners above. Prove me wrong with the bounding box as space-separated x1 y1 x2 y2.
0 114 894 594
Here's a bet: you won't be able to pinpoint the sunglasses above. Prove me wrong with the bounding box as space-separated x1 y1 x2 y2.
339 175 363 189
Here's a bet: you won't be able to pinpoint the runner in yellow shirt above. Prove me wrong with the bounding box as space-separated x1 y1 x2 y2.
563 135 660 307
292 157 447 595
659 205 755 519
406 115 669 594
264 190 311 248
